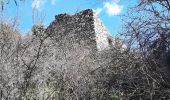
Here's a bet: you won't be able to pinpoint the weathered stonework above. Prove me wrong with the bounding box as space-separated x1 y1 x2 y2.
46 9 112 53
93 12 111 51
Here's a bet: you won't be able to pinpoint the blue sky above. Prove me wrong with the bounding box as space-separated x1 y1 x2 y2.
1 0 137 36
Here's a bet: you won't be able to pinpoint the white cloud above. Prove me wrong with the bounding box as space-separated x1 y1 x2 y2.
51 0 56 5
104 1 123 16
94 0 123 16
32 0 47 9
94 8 103 15
32 0 56 10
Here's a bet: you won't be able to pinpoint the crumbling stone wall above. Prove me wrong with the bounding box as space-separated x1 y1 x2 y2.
46 9 111 53
43 9 114 80
93 12 111 51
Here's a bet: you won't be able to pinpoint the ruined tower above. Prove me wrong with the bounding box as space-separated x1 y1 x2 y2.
46 9 112 52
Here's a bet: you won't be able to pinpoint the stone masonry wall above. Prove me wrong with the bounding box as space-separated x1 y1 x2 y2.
47 9 98 52
46 9 111 53
93 12 111 51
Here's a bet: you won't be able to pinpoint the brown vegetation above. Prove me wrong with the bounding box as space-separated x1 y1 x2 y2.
0 0 170 100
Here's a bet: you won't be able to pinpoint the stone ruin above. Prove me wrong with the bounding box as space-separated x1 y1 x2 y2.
46 9 114 53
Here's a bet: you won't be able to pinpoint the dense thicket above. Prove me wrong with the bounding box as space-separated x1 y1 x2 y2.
0 0 170 100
